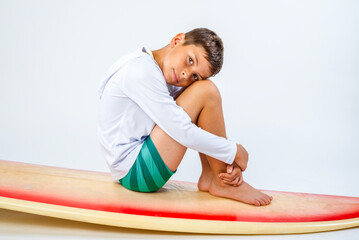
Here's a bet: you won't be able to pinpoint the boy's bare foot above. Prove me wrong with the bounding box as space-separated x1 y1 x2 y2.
197 171 213 192
209 178 273 206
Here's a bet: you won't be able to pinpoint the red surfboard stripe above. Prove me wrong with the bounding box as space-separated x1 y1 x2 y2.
1 188 359 222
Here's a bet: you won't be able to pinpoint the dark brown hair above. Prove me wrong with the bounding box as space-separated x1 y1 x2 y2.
183 28 224 77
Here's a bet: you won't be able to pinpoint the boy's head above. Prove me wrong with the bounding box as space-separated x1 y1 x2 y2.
183 28 224 77
159 28 224 87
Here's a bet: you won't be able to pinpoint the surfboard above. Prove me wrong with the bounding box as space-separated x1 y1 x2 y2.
0 159 358 234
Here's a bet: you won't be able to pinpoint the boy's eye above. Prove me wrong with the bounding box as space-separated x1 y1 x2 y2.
189 57 194 65
193 74 199 81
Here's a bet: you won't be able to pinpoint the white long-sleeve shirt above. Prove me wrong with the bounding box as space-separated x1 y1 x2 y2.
97 47 237 180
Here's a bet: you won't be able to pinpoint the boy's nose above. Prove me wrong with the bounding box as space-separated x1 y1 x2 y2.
182 69 190 80
181 71 187 79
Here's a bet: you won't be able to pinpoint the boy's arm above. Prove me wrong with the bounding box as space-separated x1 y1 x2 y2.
219 144 248 186
120 58 237 165
234 144 248 171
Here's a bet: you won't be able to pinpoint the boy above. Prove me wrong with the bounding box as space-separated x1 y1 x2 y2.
98 28 272 206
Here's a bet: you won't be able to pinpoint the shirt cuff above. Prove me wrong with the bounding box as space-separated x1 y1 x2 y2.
225 139 237 165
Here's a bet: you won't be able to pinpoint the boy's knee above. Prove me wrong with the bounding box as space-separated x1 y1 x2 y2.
191 80 222 103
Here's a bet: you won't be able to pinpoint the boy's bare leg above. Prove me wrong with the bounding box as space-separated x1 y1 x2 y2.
150 80 272 206
197 153 214 192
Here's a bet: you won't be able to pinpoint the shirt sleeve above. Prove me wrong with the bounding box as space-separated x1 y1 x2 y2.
120 56 237 164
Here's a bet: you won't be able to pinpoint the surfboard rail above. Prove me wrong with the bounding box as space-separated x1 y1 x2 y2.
0 160 358 234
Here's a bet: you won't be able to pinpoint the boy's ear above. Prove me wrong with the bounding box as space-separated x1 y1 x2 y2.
170 33 185 48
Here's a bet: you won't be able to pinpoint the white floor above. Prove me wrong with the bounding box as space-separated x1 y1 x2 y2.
0 209 358 240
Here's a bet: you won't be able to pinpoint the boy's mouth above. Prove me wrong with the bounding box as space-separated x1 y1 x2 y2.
173 69 179 83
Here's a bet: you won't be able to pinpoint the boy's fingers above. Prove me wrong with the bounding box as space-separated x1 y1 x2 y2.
223 180 237 186
223 177 242 186
218 173 226 178
220 176 234 182
230 176 240 185
222 179 231 185
225 175 242 186
226 165 233 174
235 176 243 186
219 168 243 181
222 176 239 185
220 170 240 178
237 176 244 185
220 176 236 183
218 173 234 179
220 174 238 181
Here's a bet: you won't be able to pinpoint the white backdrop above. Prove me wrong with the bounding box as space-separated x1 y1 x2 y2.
0 0 358 239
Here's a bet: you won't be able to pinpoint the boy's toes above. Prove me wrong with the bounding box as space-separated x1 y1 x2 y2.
259 198 266 206
262 194 271 204
254 199 261 206
263 195 271 205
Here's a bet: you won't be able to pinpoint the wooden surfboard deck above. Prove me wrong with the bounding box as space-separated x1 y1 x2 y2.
0 160 358 234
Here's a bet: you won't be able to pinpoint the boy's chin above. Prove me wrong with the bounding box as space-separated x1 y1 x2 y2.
164 79 172 85
164 78 178 86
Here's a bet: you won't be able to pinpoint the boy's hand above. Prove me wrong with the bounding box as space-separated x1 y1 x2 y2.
234 144 248 172
218 162 243 186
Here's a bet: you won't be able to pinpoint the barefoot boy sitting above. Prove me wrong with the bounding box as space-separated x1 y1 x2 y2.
97 28 272 206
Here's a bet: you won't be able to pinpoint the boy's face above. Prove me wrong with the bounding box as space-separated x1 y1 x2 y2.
162 33 212 87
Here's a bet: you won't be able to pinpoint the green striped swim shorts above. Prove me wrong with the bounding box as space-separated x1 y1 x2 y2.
119 135 176 192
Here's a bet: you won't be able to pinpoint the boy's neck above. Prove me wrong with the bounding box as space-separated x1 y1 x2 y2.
152 45 170 73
